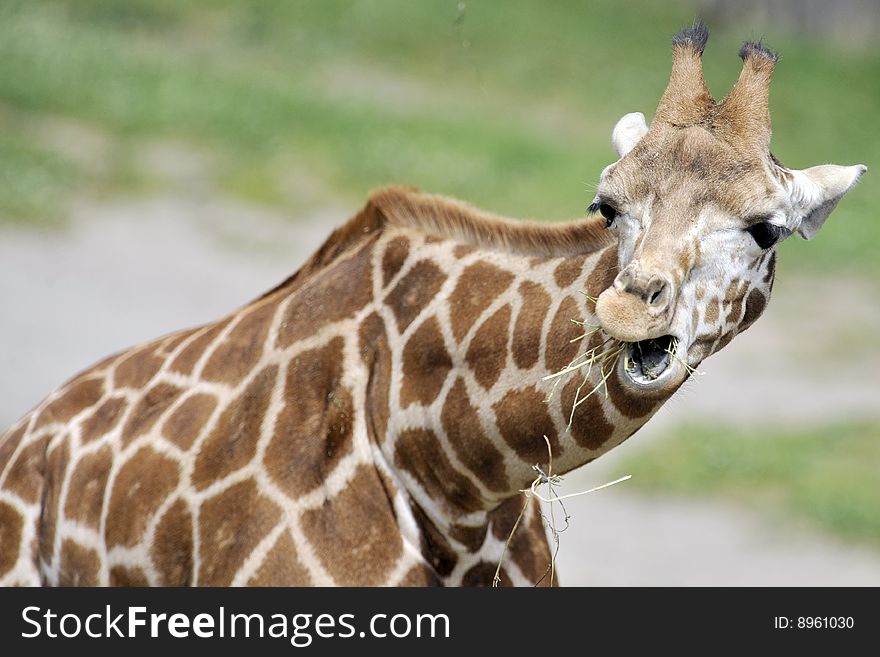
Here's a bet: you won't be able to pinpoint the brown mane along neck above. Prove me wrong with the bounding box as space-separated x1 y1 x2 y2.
260 186 613 302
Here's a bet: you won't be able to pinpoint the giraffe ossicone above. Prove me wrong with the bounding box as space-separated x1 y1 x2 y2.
0 22 865 586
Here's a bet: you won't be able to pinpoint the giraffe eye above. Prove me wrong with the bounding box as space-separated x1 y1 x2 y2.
598 204 618 226
746 221 786 249
588 202 618 228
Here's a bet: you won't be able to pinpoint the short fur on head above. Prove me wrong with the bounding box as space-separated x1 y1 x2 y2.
595 21 866 394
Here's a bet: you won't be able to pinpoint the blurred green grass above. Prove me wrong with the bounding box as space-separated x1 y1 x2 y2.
0 0 876 272
620 421 880 545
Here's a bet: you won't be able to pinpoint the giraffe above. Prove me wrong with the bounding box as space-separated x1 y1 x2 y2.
0 23 865 587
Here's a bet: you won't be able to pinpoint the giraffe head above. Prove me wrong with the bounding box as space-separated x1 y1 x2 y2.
593 22 865 394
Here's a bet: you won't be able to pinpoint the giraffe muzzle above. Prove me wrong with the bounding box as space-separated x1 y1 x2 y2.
594 283 672 343
595 282 687 391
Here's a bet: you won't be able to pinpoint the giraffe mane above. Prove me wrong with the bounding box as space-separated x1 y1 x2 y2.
258 186 613 302
374 186 614 256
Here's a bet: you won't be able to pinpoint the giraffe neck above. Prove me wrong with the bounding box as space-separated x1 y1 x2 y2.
370 224 677 531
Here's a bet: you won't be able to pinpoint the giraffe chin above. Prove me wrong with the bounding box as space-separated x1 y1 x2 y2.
619 334 687 394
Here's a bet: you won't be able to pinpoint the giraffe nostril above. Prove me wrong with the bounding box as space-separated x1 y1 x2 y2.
646 277 668 308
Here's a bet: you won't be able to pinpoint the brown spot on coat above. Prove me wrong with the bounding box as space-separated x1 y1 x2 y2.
248 530 311 586
169 319 232 375
728 296 745 326
383 259 447 332
161 393 217 451
113 345 164 389
80 397 127 444
453 244 475 259
276 239 375 348
723 278 742 304
441 378 508 492
265 339 353 499
740 289 767 331
110 566 149 586
88 351 124 374
394 429 484 513
704 297 720 324
202 300 278 385
553 255 586 289
120 383 184 448
462 561 504 587
193 365 278 490
0 425 26 473
584 246 619 312
449 523 488 553
449 262 514 342
492 386 560 464
34 377 104 430
381 236 410 286
400 317 453 408
198 479 281 586
529 256 550 268
410 504 458 577
544 297 583 373
0 501 22 577
560 377 614 449
38 437 67 567
4 436 49 504
359 313 392 445
156 330 194 358
512 281 551 369
300 465 403 585
152 499 194 586
736 278 749 302
264 388 354 498
105 446 180 548
59 540 101 586
64 446 113 529
489 497 526 542
399 565 441 586
465 304 511 390
764 251 777 284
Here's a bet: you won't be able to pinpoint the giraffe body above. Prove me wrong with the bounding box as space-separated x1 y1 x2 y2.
0 23 865 586
0 189 661 586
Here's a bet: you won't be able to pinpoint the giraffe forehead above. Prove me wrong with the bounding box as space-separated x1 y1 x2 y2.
607 126 777 217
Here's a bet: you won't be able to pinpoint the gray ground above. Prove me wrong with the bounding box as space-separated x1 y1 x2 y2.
2 193 879 586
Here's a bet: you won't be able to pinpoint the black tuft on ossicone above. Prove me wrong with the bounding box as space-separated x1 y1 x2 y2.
672 19 709 55
739 40 779 64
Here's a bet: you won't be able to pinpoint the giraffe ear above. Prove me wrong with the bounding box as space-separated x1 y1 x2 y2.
787 164 867 239
612 112 649 158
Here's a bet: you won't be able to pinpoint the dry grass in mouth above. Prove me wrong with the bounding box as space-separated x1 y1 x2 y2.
666 336 703 377
543 317 703 411
543 318 624 429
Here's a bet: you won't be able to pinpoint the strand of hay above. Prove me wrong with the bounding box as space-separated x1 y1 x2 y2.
667 336 704 377
493 436 630 587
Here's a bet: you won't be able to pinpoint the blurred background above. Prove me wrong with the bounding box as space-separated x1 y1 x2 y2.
1 0 878 585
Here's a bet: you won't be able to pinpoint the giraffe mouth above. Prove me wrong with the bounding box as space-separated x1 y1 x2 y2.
623 335 677 385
